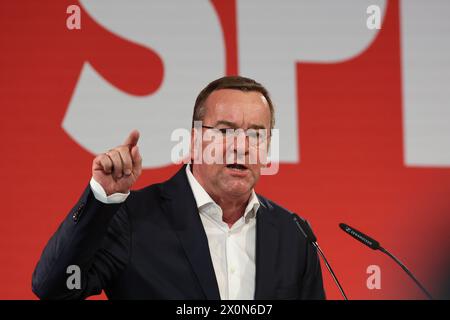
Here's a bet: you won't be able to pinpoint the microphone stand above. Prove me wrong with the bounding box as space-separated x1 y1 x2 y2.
340 223 433 300
292 214 348 300
379 247 433 300
313 241 348 300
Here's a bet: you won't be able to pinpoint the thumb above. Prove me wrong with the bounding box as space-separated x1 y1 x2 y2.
124 130 140 147
131 145 142 170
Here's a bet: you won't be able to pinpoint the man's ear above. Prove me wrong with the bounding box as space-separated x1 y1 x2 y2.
190 127 201 164
259 129 271 167
190 128 195 163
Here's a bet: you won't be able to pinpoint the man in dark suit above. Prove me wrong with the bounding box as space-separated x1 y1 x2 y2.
32 76 325 300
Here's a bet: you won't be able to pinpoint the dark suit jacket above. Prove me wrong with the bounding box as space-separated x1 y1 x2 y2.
32 166 325 300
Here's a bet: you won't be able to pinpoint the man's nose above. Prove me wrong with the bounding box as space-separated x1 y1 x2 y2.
233 129 249 156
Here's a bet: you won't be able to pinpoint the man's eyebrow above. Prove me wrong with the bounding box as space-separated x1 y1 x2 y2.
214 120 239 128
214 120 267 130
247 124 267 130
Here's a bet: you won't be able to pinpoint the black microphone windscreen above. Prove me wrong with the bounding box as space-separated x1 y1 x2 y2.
339 223 380 250
292 213 317 243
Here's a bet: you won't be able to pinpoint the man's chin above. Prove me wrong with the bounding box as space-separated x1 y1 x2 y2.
221 182 253 197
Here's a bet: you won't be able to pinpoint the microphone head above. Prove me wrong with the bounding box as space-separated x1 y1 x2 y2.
339 223 380 250
292 213 317 243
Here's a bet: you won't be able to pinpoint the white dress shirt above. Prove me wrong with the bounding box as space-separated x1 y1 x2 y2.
89 165 260 300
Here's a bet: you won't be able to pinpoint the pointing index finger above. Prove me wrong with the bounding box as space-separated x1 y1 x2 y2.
124 130 140 147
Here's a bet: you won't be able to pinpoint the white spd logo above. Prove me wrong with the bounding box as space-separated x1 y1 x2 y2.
63 1 450 168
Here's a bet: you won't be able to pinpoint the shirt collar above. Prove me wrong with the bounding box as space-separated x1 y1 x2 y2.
185 165 260 221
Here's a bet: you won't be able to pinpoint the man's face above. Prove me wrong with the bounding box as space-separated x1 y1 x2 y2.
191 89 272 200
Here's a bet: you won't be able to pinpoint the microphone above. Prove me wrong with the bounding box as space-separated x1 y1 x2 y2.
339 223 433 300
292 213 348 300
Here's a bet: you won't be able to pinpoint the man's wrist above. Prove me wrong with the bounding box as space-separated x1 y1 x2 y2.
89 177 130 204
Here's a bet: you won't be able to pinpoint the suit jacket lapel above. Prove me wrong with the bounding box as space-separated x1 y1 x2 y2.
254 199 279 299
160 166 221 300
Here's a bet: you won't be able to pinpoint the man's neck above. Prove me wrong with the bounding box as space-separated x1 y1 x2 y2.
210 193 250 228
191 165 251 227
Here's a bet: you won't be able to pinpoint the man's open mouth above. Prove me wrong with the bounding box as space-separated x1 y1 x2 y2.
226 164 248 170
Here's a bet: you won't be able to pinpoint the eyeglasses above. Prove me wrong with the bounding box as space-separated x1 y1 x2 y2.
201 125 268 143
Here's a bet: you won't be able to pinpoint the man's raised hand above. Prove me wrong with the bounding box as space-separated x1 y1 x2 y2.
92 130 142 196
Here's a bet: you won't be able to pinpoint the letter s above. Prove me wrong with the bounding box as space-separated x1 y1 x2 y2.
63 0 224 167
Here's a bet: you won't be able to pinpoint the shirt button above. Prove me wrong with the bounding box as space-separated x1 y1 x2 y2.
230 267 236 274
